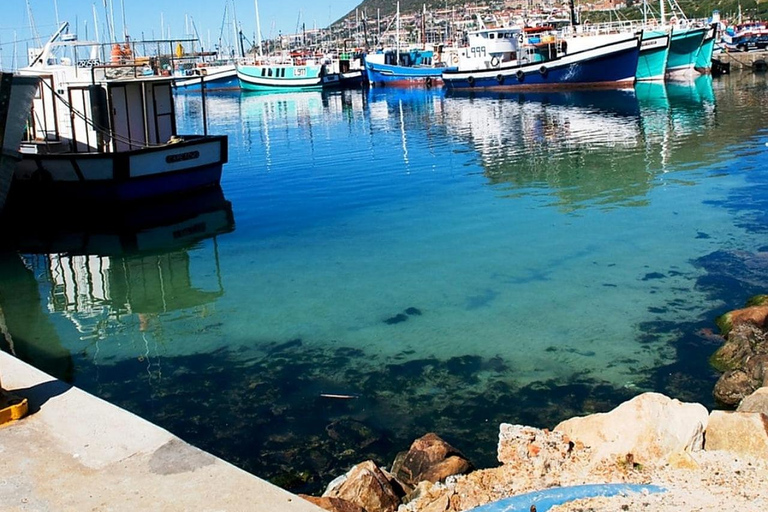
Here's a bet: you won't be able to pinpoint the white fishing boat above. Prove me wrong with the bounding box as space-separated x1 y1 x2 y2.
10 23 228 207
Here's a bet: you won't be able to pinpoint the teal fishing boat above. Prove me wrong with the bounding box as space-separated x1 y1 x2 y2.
637 30 671 81
666 26 707 77
694 24 717 73
236 63 326 92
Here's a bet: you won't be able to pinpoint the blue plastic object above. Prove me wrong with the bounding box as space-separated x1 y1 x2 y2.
467 483 666 512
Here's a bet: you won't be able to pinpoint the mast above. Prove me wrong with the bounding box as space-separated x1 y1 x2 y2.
120 0 128 39
569 0 578 27
661 0 666 25
254 0 263 56
92 4 100 43
396 1 400 59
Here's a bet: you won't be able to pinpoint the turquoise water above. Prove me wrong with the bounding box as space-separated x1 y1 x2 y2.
1 73 768 492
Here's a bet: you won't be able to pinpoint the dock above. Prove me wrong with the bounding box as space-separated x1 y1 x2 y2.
0 351 324 512
714 49 768 70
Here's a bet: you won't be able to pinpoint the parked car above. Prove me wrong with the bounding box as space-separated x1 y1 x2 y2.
736 35 768 52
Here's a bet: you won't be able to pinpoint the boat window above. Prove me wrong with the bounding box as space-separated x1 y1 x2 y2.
268 68 273 77
282 68 286 78
261 68 266 77
490 33 495 39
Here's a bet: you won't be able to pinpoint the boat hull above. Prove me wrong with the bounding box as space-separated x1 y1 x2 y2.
695 26 717 73
237 65 324 91
637 32 670 81
443 36 639 90
174 66 239 92
11 135 227 205
667 27 707 77
365 61 449 88
322 70 366 89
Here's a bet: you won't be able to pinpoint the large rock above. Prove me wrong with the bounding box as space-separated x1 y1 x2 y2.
705 410 768 459
390 433 472 487
323 460 401 512
299 495 366 512
738 387 768 415
554 392 708 464
497 424 576 472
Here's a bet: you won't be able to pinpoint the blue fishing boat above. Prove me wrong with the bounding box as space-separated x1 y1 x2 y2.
237 63 326 91
364 48 455 88
443 32 640 90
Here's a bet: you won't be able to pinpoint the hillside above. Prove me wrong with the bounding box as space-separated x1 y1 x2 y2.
337 0 475 22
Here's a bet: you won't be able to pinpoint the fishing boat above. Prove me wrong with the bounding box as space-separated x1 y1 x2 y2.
236 61 326 91
10 23 228 207
694 23 718 73
364 2 456 88
666 25 707 77
321 52 367 89
0 73 39 212
174 63 239 92
442 29 640 91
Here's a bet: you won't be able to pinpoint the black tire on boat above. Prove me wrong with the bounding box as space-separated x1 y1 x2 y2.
516 69 525 81
467 76 475 87
753 59 767 72
539 66 548 78
496 74 504 84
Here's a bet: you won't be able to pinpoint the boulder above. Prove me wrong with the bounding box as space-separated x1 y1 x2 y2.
738 387 768 416
300 495 366 512
497 424 576 472
323 460 401 512
704 410 768 459
554 392 708 465
713 369 754 406
390 433 472 487
715 304 768 336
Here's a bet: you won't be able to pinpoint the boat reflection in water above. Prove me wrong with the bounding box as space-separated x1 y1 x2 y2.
0 186 235 373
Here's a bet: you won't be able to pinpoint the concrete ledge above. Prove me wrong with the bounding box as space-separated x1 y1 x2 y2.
0 351 324 512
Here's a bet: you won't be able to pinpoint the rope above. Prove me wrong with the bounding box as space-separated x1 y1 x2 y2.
37 77 169 149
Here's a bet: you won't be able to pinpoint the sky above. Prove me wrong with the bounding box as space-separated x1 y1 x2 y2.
1 0 362 69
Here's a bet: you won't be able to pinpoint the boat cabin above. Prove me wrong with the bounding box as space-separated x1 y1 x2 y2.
21 74 177 155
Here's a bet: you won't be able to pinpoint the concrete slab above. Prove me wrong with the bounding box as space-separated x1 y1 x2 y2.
0 351 324 512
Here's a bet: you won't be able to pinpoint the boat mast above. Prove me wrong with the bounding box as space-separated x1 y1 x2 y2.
396 1 400 60
254 0 263 56
660 0 666 25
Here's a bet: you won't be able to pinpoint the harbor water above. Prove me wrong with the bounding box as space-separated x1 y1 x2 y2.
1 72 767 493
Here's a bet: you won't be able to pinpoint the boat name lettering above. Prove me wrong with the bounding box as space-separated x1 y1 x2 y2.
173 222 206 239
77 59 102 68
166 150 200 163
469 46 487 58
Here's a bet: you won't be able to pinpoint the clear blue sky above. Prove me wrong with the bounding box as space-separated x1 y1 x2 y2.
1 0 362 69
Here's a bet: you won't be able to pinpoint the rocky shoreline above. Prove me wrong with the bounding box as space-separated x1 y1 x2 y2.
298 297 768 512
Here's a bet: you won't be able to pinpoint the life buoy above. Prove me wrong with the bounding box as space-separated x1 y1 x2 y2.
490 56 500 68
516 69 525 81
496 74 504 84
539 66 548 77
451 54 459 65
425 77 432 88
467 76 475 87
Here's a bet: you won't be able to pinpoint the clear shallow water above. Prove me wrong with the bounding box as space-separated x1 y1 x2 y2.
2 73 768 492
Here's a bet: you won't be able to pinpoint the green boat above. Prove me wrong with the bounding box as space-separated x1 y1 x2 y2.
637 30 670 81
667 26 707 77
694 24 717 72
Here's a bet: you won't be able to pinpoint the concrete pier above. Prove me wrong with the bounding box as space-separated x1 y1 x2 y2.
0 351 324 512
714 49 768 70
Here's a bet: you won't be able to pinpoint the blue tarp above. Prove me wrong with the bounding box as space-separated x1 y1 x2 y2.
467 483 666 512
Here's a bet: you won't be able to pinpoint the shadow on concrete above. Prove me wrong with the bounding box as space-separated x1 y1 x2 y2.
11 379 72 414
